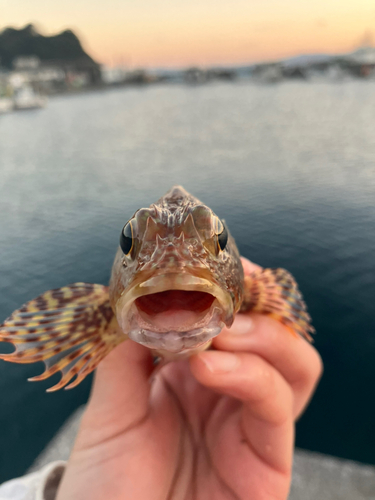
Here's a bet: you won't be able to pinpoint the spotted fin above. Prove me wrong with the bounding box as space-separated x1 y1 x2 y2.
241 268 314 341
0 283 125 391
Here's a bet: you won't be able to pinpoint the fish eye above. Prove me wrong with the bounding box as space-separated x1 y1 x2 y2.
213 216 228 252
120 221 134 256
217 221 228 251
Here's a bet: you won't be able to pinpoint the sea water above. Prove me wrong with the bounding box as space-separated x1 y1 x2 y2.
0 80 374 481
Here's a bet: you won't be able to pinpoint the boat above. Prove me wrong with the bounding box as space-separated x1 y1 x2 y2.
12 85 47 111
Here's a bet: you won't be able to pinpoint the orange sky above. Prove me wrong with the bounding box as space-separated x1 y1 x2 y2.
1 0 374 67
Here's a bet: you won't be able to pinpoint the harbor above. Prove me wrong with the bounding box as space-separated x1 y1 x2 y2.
1 25 375 117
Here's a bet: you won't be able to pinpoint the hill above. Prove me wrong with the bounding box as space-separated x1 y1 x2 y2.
0 24 99 70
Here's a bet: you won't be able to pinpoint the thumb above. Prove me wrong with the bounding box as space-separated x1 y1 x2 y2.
74 339 154 449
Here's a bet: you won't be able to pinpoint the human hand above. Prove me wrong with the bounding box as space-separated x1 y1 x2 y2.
56 258 322 500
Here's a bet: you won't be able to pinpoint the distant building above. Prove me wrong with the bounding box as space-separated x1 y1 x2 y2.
184 67 208 84
13 56 40 70
101 66 128 85
252 63 283 83
345 47 375 77
0 24 102 93
9 56 65 93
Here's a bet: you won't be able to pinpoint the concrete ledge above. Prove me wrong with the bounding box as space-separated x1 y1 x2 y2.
29 407 375 499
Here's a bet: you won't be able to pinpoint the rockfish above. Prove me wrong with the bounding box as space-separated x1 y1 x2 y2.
0 186 314 391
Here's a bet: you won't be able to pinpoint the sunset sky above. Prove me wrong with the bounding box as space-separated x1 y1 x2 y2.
1 0 374 67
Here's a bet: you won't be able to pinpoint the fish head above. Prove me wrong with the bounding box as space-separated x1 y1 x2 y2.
109 185 244 354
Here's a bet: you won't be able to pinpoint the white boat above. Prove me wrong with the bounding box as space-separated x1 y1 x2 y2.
12 85 47 111
0 97 13 114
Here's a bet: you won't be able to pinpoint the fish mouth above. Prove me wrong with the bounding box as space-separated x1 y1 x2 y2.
115 273 233 353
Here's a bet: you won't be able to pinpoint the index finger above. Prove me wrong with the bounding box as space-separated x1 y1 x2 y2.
213 313 323 418
240 256 262 274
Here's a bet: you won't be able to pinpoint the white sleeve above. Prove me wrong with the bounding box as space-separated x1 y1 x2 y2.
0 462 66 500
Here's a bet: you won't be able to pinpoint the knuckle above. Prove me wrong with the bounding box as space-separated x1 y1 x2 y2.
244 356 287 401
247 355 272 388
291 345 323 389
308 348 324 383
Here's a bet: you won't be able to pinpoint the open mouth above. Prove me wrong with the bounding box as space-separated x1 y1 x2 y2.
115 274 233 353
136 290 215 329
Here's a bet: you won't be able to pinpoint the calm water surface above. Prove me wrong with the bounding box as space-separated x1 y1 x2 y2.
0 81 375 481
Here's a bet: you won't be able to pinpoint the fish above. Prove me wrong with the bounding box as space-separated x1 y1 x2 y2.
0 186 314 391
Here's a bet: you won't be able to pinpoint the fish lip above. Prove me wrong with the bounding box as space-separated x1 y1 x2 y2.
118 272 233 318
126 322 224 353
115 272 233 352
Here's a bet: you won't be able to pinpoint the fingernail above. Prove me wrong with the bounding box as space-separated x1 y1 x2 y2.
229 315 254 335
198 352 240 373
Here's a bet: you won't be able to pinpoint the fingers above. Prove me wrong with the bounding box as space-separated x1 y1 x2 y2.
189 350 294 473
240 256 261 275
75 340 154 450
213 313 323 418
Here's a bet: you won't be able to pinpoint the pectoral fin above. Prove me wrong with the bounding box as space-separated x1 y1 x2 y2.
0 283 125 391
241 268 314 341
